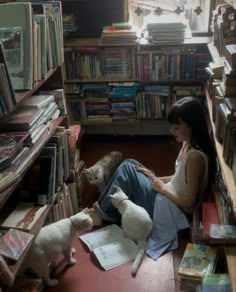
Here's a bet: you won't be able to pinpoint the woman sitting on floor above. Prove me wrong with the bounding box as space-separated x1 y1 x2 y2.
89 96 217 259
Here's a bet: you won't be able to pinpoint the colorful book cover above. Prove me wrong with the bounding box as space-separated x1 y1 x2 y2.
1 202 47 231
202 273 232 292
0 228 34 261
178 243 218 280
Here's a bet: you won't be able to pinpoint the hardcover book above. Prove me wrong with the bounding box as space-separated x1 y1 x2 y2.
202 202 220 238
0 228 34 261
1 202 47 231
79 224 140 271
0 107 43 130
20 94 55 109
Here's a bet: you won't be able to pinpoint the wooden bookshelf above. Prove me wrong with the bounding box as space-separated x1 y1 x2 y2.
205 89 236 215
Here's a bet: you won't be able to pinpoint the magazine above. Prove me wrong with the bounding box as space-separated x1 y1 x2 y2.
0 228 34 261
79 224 139 271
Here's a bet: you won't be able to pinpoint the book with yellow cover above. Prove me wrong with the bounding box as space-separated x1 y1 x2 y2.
178 243 218 281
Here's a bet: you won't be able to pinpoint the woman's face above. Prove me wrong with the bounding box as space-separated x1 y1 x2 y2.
169 119 192 143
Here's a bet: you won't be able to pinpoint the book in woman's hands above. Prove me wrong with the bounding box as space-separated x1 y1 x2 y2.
79 224 139 270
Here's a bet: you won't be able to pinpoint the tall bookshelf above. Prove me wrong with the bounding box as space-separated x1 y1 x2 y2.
0 1 71 289
64 37 211 135
205 1 236 291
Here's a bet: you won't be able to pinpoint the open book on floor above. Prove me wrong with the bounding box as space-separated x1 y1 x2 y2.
79 224 140 271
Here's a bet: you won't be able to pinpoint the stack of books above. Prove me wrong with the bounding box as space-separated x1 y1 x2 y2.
178 243 218 291
145 15 190 44
100 22 137 45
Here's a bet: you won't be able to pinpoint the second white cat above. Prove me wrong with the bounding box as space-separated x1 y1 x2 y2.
110 186 153 276
21 209 93 287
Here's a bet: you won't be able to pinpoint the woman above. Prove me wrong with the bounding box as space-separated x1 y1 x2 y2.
89 96 216 259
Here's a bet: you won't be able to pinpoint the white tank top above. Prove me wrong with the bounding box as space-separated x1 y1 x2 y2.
169 148 208 213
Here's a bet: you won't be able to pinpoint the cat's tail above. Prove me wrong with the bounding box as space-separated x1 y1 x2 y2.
131 248 145 277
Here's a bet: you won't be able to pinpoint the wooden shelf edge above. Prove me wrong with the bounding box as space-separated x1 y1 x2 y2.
205 89 236 214
224 246 236 292
15 67 61 103
8 206 50 277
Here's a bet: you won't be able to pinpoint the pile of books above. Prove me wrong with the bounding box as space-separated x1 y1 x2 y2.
145 15 190 44
178 243 218 291
100 22 137 45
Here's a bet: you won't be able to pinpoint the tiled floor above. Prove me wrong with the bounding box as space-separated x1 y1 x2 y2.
46 135 189 292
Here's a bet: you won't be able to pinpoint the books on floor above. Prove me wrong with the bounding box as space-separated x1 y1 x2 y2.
201 273 232 291
79 224 140 271
178 243 218 290
0 228 34 261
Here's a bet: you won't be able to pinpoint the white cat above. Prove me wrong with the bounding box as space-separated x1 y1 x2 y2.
21 209 93 287
83 151 122 192
110 187 153 276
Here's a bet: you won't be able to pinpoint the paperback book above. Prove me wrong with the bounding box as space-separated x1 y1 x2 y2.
209 224 236 244
0 228 34 261
79 224 139 271
201 273 232 292
1 202 47 231
178 243 218 282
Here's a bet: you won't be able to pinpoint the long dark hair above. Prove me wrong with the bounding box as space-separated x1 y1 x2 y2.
167 96 217 193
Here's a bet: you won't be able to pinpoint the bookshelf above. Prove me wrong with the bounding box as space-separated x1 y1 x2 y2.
64 37 210 135
205 2 236 291
0 1 72 289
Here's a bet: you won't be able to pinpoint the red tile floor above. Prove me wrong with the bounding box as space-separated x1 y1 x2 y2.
46 135 189 292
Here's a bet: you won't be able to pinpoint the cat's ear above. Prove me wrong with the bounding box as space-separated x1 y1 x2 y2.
83 169 89 174
116 186 121 191
109 194 114 198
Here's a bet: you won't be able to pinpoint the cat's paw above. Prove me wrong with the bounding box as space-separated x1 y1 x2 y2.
71 247 76 254
47 279 58 287
68 258 77 266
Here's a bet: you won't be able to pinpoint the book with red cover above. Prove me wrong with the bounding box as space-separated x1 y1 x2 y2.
202 202 220 238
0 228 34 261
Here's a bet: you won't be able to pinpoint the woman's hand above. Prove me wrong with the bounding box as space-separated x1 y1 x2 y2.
151 176 166 193
135 166 155 179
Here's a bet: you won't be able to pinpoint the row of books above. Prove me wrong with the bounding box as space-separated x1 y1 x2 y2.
66 84 204 124
0 1 64 91
64 44 210 82
215 97 236 182
191 201 236 245
137 49 211 81
65 46 136 81
211 3 236 57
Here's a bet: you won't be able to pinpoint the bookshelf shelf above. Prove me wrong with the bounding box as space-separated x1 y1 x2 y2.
0 116 64 209
15 67 61 103
64 79 138 83
207 43 225 63
205 88 236 216
7 207 50 275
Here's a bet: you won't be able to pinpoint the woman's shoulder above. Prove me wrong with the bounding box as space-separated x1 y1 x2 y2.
186 149 207 167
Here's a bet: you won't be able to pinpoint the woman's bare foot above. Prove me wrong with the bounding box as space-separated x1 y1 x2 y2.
88 208 103 227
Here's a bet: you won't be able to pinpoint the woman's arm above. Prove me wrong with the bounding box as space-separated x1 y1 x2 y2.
158 176 173 183
152 152 206 209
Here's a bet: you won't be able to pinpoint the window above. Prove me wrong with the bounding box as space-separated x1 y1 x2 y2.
128 0 215 35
